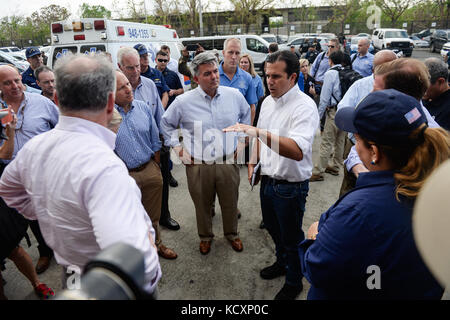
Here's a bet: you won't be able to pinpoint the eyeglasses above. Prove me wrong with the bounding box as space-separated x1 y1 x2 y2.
157 59 168 63
328 45 335 48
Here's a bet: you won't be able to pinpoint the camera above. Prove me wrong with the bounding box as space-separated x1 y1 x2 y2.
54 243 155 300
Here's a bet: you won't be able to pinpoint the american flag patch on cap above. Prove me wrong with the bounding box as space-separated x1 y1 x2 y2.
404 107 421 124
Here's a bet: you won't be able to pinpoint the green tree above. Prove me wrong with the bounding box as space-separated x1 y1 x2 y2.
230 0 276 33
79 3 112 18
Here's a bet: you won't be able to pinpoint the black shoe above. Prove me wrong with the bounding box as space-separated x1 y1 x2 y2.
169 174 178 187
274 283 303 300
260 262 287 280
160 217 180 230
259 220 265 229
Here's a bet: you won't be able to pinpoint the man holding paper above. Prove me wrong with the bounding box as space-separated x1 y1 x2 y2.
224 50 319 300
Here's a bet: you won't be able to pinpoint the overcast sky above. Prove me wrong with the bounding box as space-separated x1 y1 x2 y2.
1 0 322 19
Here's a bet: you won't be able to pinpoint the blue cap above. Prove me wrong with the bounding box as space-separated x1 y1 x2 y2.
335 89 427 146
25 46 41 58
133 44 148 56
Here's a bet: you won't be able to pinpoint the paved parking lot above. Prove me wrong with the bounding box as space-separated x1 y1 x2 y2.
1 47 448 300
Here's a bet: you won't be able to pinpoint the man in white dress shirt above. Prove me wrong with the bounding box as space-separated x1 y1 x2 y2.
224 50 319 300
0 53 161 296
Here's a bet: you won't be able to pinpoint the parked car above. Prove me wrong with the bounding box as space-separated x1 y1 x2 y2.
349 37 375 55
0 50 29 73
430 29 450 53
416 29 432 40
355 33 371 39
280 36 328 53
372 28 413 57
441 42 450 59
409 35 430 48
276 35 288 44
0 46 21 53
260 33 278 44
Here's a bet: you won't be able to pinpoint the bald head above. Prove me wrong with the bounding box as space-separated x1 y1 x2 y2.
373 50 397 68
0 65 24 101
357 38 370 56
0 65 21 78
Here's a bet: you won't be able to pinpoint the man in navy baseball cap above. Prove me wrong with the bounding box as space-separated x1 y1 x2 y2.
22 47 43 90
335 89 428 146
133 43 148 56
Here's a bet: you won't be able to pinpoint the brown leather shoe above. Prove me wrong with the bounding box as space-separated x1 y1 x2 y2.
310 173 324 182
158 244 178 260
229 238 243 252
35 256 51 274
199 241 211 255
325 166 339 176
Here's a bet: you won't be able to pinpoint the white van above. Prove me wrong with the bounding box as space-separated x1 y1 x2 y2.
47 19 184 69
179 35 269 73
372 28 414 57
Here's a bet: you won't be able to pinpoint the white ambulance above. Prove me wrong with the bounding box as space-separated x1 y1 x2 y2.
47 18 184 70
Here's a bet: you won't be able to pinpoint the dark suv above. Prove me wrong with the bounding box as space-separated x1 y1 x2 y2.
430 29 450 52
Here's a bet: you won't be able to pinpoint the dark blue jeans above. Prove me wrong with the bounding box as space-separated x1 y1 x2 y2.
260 175 309 288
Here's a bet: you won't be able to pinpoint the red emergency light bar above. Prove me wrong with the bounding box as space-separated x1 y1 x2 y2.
94 20 105 30
117 26 125 36
163 24 172 29
52 23 63 33
74 34 86 41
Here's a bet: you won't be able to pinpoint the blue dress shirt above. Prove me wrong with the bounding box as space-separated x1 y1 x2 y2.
219 63 258 105
299 170 444 300
133 76 165 130
114 100 161 170
318 65 342 118
141 67 170 99
160 86 251 162
310 52 330 83
251 74 264 101
0 91 59 164
351 52 374 77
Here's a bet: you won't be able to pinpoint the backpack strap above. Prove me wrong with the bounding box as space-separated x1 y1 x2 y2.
351 53 358 64
312 52 326 78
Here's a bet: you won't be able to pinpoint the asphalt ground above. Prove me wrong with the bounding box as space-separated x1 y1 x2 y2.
1 48 448 300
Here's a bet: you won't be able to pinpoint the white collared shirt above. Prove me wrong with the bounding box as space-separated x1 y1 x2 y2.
0 116 161 293
257 85 319 182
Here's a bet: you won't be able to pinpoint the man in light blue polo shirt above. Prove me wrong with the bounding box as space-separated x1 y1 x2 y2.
310 38 340 87
219 38 257 124
350 38 374 77
0 64 58 274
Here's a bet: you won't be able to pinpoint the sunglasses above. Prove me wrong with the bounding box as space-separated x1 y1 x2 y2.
157 59 168 63
328 45 335 48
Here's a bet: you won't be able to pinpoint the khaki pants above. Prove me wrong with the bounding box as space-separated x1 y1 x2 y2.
129 160 163 246
313 107 346 174
339 137 357 197
186 163 240 242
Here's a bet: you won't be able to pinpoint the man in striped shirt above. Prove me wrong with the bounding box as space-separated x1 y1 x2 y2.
114 70 178 260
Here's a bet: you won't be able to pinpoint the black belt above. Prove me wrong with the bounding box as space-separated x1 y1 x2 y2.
266 176 305 185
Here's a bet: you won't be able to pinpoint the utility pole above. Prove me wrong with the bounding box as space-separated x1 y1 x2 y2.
143 0 149 23
199 0 204 36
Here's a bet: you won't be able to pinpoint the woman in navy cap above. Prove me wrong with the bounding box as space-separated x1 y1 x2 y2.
299 89 450 300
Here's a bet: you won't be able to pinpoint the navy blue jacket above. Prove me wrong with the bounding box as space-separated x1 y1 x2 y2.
141 67 170 99
299 170 443 300
21 66 40 90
